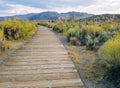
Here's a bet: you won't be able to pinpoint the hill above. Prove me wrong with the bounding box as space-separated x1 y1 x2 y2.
80 14 120 22
0 11 93 21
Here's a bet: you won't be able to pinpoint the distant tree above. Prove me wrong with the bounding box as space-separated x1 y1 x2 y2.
69 16 77 23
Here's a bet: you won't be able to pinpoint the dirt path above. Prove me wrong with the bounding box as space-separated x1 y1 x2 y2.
0 26 84 88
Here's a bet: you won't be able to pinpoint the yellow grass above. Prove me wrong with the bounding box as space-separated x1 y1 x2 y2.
67 46 81 63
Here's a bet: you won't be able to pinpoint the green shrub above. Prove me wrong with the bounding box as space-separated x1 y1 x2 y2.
70 37 78 45
0 18 36 40
97 33 120 86
98 33 120 64
0 18 36 54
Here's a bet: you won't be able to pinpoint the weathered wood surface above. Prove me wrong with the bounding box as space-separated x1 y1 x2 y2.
0 26 84 88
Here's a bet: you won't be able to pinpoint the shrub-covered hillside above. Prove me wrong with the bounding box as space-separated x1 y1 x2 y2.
80 14 120 22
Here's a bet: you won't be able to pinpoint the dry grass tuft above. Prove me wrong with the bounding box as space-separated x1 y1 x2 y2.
68 46 81 64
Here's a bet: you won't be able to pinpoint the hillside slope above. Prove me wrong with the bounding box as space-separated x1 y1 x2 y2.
0 11 93 21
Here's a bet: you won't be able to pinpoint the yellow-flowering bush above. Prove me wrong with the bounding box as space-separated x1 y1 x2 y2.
98 33 120 63
0 18 36 40
97 32 120 86
0 18 36 54
0 29 8 53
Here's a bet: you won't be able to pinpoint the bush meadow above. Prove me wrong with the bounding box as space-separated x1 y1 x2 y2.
38 17 120 87
0 18 37 54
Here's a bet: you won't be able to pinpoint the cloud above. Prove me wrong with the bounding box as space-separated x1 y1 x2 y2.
49 0 120 14
0 3 45 16
0 0 120 16
86 0 120 14
8 4 45 14
2 0 93 9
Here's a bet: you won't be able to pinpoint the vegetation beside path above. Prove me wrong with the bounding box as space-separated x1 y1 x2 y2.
38 18 120 88
0 18 37 60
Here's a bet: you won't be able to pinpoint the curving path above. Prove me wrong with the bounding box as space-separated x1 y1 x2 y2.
0 26 84 88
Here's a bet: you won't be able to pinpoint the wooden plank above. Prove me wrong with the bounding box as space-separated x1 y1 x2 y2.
0 73 80 82
0 68 77 75
1 64 74 70
5 60 73 66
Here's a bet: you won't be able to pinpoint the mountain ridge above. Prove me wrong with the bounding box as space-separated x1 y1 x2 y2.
0 11 93 21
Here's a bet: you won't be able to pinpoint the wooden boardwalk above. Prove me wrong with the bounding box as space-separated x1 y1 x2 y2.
0 26 84 88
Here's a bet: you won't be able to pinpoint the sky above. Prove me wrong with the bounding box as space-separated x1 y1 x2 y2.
0 0 120 16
